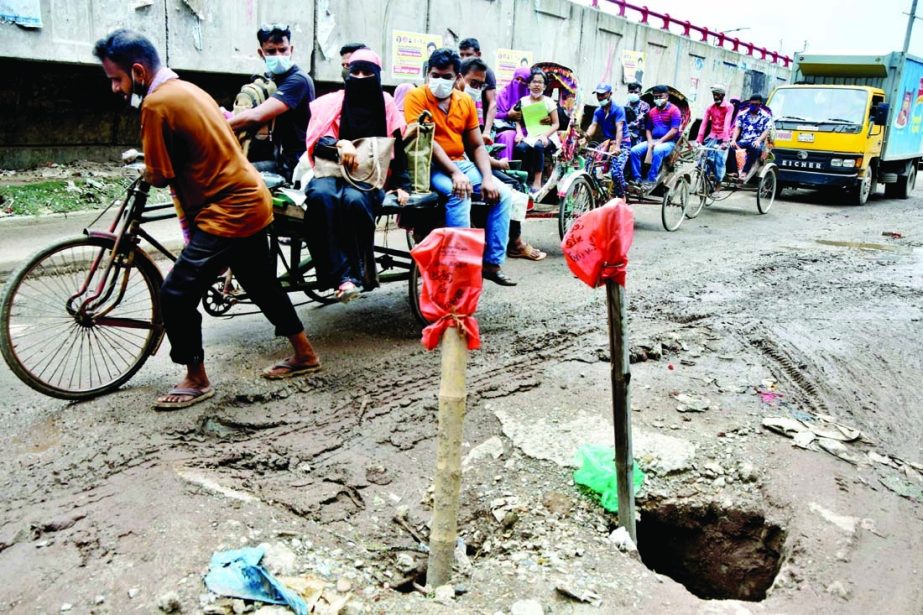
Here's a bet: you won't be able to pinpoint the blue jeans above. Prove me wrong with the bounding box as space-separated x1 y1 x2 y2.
703 137 728 182
629 141 676 182
430 160 511 266
737 140 764 174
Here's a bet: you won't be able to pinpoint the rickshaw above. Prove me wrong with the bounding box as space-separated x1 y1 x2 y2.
686 100 778 217
0 153 445 400
557 86 696 233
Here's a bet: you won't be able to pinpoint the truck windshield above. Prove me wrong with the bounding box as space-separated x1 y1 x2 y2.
769 88 869 127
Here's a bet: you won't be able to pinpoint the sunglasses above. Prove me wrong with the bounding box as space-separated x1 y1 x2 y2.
259 23 290 35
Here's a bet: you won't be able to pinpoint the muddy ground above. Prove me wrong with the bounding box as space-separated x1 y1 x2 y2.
0 183 921 614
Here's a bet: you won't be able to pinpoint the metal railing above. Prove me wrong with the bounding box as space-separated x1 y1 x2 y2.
590 0 792 67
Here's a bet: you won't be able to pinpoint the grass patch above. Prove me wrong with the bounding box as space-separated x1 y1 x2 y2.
0 177 129 216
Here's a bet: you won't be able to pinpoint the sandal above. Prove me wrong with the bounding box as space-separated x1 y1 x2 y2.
153 385 215 411
507 242 547 261
335 281 361 303
261 357 322 380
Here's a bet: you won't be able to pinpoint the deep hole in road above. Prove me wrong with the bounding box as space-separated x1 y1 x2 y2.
635 501 786 601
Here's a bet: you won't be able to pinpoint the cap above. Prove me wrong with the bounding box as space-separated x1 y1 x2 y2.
710 83 726 94
593 83 612 95
349 48 382 68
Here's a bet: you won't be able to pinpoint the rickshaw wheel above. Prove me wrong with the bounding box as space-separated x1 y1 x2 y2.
757 167 778 214
408 263 431 326
559 175 596 239
686 168 709 219
661 178 689 232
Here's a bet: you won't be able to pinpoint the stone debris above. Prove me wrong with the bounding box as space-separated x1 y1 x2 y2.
608 527 637 553
672 392 711 412
157 591 182 613
462 436 505 471
434 584 455 605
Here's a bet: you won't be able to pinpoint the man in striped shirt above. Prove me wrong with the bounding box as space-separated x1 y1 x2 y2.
629 84 682 190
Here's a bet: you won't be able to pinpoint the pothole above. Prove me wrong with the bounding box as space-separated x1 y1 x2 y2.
636 502 786 601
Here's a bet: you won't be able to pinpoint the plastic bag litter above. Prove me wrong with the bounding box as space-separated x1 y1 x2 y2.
573 445 645 513
203 546 308 615
561 200 634 288
410 227 485 351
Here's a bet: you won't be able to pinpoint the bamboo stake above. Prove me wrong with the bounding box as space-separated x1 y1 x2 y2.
606 278 636 544
426 326 468 587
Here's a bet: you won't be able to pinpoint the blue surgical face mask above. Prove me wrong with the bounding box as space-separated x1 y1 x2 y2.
264 54 293 75
628 93 640 103
599 97 611 107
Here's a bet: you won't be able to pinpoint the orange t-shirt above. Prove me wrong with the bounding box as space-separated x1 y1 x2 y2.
140 79 272 238
404 86 479 161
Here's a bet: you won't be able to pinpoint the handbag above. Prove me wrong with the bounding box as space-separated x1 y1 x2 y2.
404 111 435 194
313 136 395 192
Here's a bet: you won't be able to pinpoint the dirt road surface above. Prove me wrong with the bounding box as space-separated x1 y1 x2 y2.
1 186 921 614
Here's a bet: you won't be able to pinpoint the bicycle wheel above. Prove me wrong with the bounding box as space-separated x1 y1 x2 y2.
558 175 595 239
297 259 337 305
686 167 709 219
0 236 163 400
661 178 689 232
756 167 777 214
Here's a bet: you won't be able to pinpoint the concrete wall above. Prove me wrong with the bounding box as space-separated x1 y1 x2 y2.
0 0 789 168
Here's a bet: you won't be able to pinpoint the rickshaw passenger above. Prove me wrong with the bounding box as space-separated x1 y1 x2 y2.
492 67 531 160
514 69 560 194
302 49 410 303
731 93 772 176
403 48 516 286
585 82 630 198
455 60 547 262
695 84 734 183
625 82 650 146
629 84 681 189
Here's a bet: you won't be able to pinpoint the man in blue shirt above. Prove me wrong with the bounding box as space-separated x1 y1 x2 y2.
585 83 630 197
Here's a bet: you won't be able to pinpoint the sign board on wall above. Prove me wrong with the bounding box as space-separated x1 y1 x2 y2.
391 30 443 81
621 50 645 85
495 49 534 88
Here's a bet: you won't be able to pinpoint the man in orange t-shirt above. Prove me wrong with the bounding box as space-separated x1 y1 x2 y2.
94 29 320 410
404 48 515 286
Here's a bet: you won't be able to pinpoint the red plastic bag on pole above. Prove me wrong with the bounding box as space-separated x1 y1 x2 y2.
561 199 634 288
410 228 485 351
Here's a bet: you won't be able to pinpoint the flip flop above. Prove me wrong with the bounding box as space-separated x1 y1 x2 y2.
507 243 547 261
261 357 322 380
153 386 215 411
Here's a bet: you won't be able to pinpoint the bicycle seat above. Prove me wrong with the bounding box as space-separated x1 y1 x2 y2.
260 172 286 190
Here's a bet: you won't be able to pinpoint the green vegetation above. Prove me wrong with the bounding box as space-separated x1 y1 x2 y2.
0 177 129 216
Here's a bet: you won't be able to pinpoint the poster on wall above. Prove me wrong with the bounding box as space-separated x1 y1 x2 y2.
621 50 645 85
0 0 42 28
689 76 699 103
391 30 443 81
495 49 534 88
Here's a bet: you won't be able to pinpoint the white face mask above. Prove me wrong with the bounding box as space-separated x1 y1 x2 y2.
464 85 482 101
428 77 455 100
264 54 293 75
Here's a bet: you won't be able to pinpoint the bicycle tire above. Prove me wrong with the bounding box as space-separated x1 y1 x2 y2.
0 236 163 400
661 178 689 232
408 262 431 326
559 175 595 239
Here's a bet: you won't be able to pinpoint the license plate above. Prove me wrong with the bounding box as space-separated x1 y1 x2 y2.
797 133 815 143
775 130 792 141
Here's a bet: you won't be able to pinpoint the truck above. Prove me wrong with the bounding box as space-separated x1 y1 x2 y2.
767 52 923 205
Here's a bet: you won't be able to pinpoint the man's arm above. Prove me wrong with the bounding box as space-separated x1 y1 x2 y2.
464 126 500 202
141 108 174 188
482 88 498 136
585 121 599 141
227 98 289 131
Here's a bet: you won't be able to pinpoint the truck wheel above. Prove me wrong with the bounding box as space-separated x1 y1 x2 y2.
894 165 917 199
852 176 871 206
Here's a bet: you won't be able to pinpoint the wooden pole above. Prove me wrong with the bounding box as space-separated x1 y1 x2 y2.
426 326 467 587
606 279 636 544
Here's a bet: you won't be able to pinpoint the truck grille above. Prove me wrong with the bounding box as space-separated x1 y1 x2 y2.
773 149 857 174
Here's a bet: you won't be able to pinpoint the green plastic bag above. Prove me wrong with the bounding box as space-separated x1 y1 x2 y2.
573 444 645 513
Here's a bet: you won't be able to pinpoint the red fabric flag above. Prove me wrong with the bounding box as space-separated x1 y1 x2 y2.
410 228 485 350
561 199 634 288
